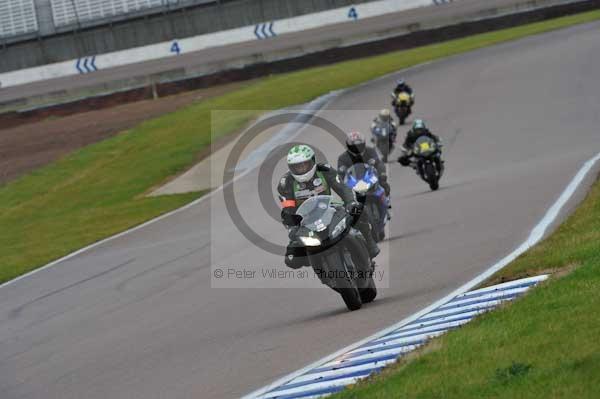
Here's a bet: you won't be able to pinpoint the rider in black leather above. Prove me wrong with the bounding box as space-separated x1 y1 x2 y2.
278 144 380 268
337 131 391 197
398 119 444 172
393 78 414 97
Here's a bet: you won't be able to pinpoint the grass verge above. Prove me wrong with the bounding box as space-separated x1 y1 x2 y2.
2 10 600 284
331 175 600 398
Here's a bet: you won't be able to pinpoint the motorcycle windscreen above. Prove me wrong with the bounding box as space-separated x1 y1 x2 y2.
345 164 379 188
397 92 411 104
295 195 337 232
413 136 437 157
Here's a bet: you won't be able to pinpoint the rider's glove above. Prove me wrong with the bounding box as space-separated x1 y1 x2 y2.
285 254 304 269
398 155 411 166
281 207 301 227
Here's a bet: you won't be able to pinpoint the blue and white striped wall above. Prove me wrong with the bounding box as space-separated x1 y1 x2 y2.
251 275 548 399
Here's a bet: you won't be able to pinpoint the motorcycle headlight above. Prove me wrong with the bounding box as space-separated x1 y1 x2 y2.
331 218 347 238
353 180 371 194
299 236 321 247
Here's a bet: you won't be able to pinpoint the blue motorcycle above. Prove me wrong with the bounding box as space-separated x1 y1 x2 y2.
343 164 390 242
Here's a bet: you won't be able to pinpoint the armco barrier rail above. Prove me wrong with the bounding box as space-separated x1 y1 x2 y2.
0 0 439 89
247 275 548 399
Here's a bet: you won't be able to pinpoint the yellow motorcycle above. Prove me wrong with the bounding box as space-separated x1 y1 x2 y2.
412 136 443 191
391 91 413 125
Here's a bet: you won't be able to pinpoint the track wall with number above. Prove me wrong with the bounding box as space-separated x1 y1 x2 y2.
0 0 442 88
0 0 377 73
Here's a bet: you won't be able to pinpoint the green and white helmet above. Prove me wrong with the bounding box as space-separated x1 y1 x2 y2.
287 144 316 183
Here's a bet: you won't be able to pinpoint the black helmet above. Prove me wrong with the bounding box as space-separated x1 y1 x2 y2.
346 131 366 156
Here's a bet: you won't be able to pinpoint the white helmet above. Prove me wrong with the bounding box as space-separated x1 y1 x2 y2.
287 144 316 183
379 109 391 121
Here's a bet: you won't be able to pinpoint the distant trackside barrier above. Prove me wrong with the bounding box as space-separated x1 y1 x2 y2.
0 0 441 89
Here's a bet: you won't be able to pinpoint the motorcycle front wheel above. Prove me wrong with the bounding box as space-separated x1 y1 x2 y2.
424 162 439 191
328 250 362 311
379 142 389 162
359 277 377 303
341 286 362 311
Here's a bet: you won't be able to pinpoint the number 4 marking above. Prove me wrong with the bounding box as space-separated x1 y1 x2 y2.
171 41 181 55
348 7 358 20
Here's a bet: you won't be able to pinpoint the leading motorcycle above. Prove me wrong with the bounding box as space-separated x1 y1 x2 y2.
286 195 377 311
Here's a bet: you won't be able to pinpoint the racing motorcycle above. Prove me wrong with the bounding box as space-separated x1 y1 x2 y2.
411 135 443 191
286 195 377 311
371 123 395 162
391 91 412 125
343 163 389 242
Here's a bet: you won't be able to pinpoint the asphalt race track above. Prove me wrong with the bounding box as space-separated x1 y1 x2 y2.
0 0 545 104
2 22 600 399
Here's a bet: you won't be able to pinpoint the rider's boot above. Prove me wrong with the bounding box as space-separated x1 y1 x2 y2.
357 220 380 259
365 231 380 259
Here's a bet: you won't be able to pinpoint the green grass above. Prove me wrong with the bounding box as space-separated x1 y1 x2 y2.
331 178 600 398
486 175 600 285
2 10 600 283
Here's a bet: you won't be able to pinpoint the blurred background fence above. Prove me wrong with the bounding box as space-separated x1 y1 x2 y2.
0 0 374 73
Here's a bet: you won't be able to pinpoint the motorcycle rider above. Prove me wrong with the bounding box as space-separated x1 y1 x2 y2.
337 131 391 197
278 144 380 269
397 119 444 172
391 78 415 105
371 109 397 146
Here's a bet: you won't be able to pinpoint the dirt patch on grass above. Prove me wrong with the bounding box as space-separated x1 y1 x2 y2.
0 82 245 185
482 262 582 289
